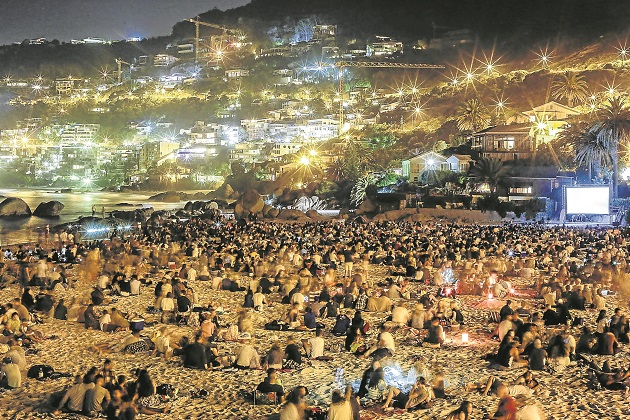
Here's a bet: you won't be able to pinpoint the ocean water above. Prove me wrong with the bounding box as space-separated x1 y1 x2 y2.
0 189 183 245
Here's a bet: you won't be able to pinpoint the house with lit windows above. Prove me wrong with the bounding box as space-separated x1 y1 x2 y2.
471 123 534 161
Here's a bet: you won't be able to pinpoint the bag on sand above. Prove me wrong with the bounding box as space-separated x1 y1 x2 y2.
27 364 55 380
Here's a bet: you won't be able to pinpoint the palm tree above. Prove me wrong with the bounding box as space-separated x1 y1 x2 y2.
552 72 588 107
591 96 630 197
456 99 491 132
573 129 611 182
469 157 511 193
558 122 610 182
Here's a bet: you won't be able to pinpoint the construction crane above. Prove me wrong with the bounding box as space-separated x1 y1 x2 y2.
335 61 445 127
115 58 132 84
185 17 236 64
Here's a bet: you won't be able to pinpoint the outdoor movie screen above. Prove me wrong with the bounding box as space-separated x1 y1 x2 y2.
565 186 610 215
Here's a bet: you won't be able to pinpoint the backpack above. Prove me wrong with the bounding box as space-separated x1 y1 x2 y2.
27 364 55 381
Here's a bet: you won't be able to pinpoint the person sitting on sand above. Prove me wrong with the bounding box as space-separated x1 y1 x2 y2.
283 336 303 370
133 369 171 415
256 368 285 402
360 367 387 406
302 327 325 359
182 332 209 370
327 385 354 419
0 357 21 389
361 324 395 359
422 317 444 348
382 377 433 411
496 330 526 368
332 312 351 336
280 386 309 420
528 339 547 371
54 374 95 415
264 343 284 370
83 374 111 416
110 308 130 331
84 304 100 330
234 333 261 369
465 376 533 398
446 400 473 420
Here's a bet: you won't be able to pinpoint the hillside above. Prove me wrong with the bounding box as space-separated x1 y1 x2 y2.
174 0 630 44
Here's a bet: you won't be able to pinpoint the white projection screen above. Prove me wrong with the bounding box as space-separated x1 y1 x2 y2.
565 186 610 215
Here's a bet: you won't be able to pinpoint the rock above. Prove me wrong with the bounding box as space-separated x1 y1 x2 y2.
149 191 181 202
0 197 32 217
278 209 308 220
241 190 265 213
266 207 280 218
33 200 64 217
356 198 378 215
306 209 323 220
234 190 265 219
208 183 239 202
110 208 150 221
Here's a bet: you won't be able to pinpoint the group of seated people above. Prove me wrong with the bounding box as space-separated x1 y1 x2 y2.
53 362 172 417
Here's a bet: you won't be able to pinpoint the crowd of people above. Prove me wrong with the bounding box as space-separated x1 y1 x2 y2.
0 215 628 419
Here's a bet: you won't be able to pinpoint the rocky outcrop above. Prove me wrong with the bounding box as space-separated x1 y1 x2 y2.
234 190 265 219
305 209 325 220
110 208 152 221
277 209 310 221
0 197 32 217
149 191 182 202
356 198 378 215
33 201 65 217
207 183 239 202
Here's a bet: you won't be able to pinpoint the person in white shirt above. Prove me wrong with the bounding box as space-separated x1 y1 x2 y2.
99 310 112 331
302 328 325 359
130 277 141 295
234 334 261 369
97 274 109 290
187 267 197 282
160 292 175 323
391 305 410 326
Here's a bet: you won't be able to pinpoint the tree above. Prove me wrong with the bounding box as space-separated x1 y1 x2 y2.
559 122 610 182
552 72 588 107
456 99 491 132
469 157 511 193
591 96 630 197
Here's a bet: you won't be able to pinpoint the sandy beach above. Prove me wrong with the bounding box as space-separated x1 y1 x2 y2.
0 219 628 420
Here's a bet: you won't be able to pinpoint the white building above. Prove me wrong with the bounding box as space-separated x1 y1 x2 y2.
272 142 303 159
241 119 270 141
229 142 263 163
367 36 403 57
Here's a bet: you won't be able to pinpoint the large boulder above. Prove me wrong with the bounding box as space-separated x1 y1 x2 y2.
0 197 31 217
33 200 64 217
278 209 309 221
306 209 324 220
356 198 378 215
208 183 239 202
149 191 181 202
234 190 265 219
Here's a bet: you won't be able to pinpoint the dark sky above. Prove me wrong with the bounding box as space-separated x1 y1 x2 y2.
0 0 251 45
